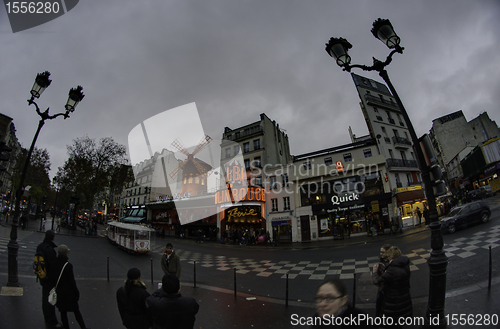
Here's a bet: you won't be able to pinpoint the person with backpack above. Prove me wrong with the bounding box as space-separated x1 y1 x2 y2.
35 230 63 328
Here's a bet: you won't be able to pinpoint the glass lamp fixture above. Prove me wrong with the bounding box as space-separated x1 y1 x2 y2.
30 71 52 99
65 85 85 112
371 18 400 49
325 37 352 67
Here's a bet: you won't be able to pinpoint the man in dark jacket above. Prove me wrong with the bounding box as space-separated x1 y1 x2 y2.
116 268 152 329
146 274 199 329
36 230 63 328
160 243 181 278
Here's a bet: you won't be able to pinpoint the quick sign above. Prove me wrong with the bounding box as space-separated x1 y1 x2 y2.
331 192 359 205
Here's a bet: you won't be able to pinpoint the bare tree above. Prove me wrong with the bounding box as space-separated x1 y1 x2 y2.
54 136 128 218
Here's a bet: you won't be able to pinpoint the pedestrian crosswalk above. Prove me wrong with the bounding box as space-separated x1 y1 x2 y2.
148 225 500 280
0 225 38 275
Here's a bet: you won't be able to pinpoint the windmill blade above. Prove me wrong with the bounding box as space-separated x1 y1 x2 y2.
169 159 189 179
193 159 210 175
171 138 190 156
192 135 213 155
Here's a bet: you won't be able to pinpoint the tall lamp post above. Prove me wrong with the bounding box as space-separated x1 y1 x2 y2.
7 71 84 287
326 19 448 327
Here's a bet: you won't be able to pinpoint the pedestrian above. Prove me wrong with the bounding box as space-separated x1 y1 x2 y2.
373 244 391 317
116 268 152 329
56 217 61 232
312 278 371 328
423 205 430 226
52 244 89 329
36 230 63 328
146 274 199 329
416 207 422 225
161 243 181 278
372 246 413 328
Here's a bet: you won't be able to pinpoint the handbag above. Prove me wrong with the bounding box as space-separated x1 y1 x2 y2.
48 262 68 306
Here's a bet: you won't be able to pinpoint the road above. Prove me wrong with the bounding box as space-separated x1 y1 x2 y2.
0 195 498 328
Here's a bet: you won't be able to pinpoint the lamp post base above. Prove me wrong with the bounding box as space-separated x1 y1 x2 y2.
425 221 449 328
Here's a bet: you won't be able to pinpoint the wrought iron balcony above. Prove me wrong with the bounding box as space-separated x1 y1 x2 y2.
364 94 399 110
386 158 418 169
392 136 412 148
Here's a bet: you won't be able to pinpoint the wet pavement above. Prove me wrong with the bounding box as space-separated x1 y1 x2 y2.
1 197 499 328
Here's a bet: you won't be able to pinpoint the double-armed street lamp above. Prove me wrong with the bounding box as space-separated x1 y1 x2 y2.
325 19 448 327
7 71 84 287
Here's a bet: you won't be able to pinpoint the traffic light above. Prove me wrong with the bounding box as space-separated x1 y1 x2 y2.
429 164 447 196
0 141 12 172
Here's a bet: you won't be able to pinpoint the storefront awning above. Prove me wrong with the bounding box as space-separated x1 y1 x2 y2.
396 189 425 206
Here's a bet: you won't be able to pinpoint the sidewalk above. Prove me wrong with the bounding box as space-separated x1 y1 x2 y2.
1 273 498 328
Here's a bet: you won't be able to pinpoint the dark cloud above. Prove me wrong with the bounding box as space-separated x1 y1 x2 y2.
1 0 499 178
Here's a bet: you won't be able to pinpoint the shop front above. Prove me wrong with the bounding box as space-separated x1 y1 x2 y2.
269 215 293 243
216 185 267 235
301 172 391 240
395 186 426 226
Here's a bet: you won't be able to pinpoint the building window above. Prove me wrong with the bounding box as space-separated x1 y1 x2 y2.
244 159 250 170
254 157 261 168
303 161 311 170
363 149 372 158
253 139 260 150
407 173 413 185
389 149 394 159
343 153 352 162
270 176 277 189
283 196 290 211
225 148 231 158
271 198 278 211
324 157 333 166
234 145 240 155
282 174 289 186
243 142 250 153
235 132 240 139
254 176 262 186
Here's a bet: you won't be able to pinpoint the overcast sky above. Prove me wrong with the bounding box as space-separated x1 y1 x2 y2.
1 0 499 179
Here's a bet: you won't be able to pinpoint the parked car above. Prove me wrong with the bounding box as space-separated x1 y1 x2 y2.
483 185 494 197
440 201 491 234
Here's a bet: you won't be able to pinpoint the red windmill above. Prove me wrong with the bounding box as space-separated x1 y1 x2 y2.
169 135 213 196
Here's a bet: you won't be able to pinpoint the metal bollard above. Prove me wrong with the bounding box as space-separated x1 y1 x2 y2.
234 268 237 299
285 273 289 307
352 273 357 309
107 256 109 282
488 246 492 291
194 261 197 288
151 258 153 285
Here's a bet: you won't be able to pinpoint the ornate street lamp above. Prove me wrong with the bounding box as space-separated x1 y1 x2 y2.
7 71 84 287
326 19 448 327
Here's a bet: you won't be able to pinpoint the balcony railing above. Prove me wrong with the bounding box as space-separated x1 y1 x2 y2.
364 94 399 110
386 158 418 169
392 136 412 148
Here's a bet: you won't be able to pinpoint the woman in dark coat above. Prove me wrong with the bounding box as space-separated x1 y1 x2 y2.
372 246 413 328
116 268 152 329
52 244 89 329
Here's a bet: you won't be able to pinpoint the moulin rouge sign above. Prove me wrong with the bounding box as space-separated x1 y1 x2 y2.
215 165 266 205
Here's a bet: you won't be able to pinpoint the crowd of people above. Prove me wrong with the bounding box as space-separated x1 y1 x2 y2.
37 229 415 329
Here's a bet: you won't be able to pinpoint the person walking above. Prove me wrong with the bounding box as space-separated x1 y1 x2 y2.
36 230 63 328
374 244 391 317
160 243 181 278
312 278 371 328
52 245 90 329
372 246 413 328
146 274 199 329
116 268 152 329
